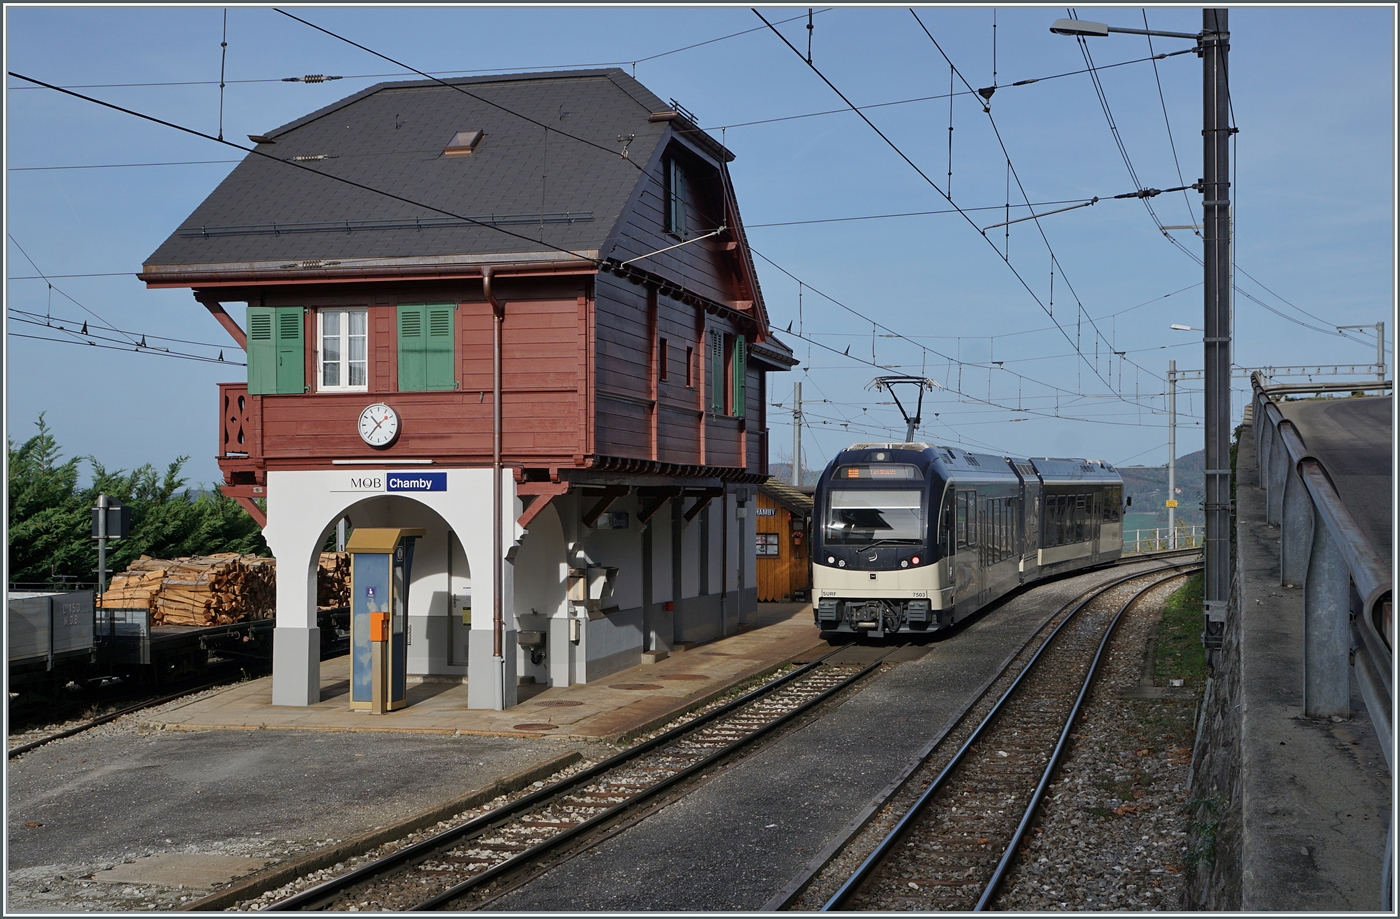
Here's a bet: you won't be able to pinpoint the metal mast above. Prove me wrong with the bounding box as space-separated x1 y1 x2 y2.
791 381 802 486
1201 8 1232 655
1168 360 1177 549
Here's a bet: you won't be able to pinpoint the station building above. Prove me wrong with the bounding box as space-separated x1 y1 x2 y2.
139 69 796 710
754 479 814 603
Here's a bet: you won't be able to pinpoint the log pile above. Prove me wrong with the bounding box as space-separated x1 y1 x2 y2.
101 553 276 626
96 567 164 611
317 552 350 610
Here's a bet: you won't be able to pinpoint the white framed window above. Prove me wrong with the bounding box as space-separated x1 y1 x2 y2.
318 308 368 391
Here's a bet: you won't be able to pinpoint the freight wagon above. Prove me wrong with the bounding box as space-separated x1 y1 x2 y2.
6 590 344 701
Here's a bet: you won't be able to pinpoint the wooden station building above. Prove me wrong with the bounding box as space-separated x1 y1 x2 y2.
139 69 796 709
754 479 814 603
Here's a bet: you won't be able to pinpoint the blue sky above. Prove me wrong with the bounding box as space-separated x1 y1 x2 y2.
5 5 1395 488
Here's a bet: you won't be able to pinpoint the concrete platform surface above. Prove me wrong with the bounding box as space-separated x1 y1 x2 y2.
148 602 823 742
90 854 271 888
1235 423 1391 910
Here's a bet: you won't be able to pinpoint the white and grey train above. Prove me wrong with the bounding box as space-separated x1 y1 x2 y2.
812 442 1127 636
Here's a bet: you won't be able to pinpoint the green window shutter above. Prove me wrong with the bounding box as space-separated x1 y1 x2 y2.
397 304 427 392
424 304 455 390
246 306 276 394
709 330 725 413
732 336 747 419
274 307 305 394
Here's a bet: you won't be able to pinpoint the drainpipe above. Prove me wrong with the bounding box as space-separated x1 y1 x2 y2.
483 267 505 700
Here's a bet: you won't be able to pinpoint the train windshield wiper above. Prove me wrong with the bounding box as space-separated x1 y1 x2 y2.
856 538 913 552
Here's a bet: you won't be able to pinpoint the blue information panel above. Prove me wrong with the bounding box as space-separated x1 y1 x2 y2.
351 552 390 704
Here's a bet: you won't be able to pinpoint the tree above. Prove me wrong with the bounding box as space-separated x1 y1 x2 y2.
7 416 91 584
7 417 269 585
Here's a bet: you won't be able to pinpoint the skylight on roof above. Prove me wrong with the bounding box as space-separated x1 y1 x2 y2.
444 130 484 156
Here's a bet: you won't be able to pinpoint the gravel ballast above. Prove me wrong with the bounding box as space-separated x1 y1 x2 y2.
991 576 1201 910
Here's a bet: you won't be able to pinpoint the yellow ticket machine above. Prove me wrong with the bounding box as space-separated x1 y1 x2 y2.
347 527 424 712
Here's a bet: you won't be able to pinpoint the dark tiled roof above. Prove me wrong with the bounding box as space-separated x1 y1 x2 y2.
759 477 814 517
142 70 681 274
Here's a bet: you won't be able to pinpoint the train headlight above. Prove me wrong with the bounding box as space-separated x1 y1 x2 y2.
911 555 921 565
827 555 836 565
837 559 847 568
900 560 909 568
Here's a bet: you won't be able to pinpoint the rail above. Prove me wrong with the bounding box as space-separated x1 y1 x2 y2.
1250 372 1393 908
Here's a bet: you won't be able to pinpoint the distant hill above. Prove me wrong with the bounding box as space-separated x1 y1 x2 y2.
1118 449 1205 528
768 463 820 487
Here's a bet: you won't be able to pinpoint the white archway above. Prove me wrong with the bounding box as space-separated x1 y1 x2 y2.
263 467 520 708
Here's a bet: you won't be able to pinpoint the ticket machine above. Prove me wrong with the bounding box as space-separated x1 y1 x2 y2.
347 527 424 713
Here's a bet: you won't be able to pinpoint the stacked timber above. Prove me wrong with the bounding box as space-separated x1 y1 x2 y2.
317 552 350 609
101 554 277 626
97 566 165 611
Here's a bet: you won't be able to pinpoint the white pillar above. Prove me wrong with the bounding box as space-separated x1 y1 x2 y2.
465 467 518 710
264 472 326 707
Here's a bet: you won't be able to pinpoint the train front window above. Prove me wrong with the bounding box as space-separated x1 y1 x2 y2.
825 488 924 545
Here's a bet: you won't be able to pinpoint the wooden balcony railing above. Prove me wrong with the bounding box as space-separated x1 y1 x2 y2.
218 382 264 486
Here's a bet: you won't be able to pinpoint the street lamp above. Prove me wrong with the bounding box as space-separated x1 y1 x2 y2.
1053 11 1233 658
1171 324 1202 332
1049 18 1201 40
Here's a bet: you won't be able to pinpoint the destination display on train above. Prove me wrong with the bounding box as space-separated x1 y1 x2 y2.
837 464 920 480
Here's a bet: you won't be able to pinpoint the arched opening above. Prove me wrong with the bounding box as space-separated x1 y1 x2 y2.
315 495 472 684
509 499 568 689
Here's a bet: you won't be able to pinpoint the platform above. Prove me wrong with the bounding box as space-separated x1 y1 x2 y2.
147 602 825 743
1212 416 1391 909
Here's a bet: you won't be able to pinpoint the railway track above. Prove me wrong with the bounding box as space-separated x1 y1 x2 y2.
768 561 1198 911
263 652 890 911
7 663 270 759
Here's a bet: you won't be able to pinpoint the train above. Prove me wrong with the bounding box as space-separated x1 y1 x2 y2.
812 442 1127 637
6 589 347 702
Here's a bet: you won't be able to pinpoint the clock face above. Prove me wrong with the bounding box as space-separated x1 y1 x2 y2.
358 403 400 447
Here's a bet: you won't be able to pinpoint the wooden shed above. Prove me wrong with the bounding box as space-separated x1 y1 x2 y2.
755 478 813 602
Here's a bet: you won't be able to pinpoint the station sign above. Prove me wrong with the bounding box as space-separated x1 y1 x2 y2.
387 472 447 492
332 471 448 493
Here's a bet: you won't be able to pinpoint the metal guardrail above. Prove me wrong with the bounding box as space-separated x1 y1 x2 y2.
1123 526 1204 555
1251 372 1393 909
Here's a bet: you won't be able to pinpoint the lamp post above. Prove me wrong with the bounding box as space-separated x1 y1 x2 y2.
1053 11 1232 657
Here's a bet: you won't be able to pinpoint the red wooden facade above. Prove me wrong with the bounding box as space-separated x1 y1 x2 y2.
212 270 774 496
136 71 795 514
